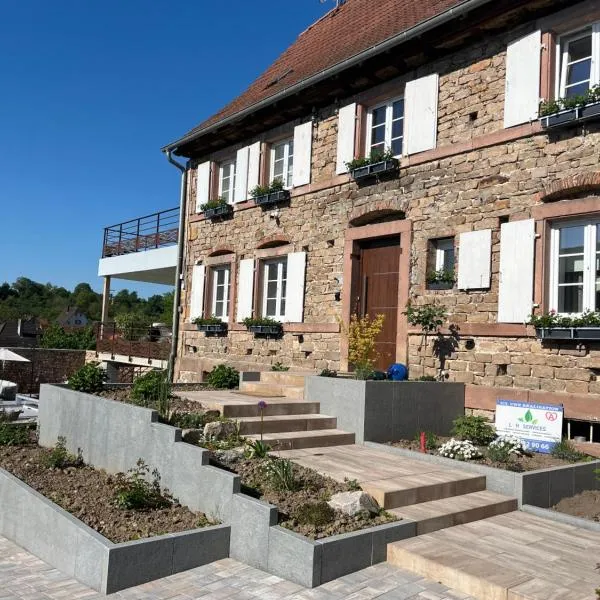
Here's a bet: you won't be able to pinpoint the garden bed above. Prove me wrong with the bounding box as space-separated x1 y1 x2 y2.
553 490 600 523
389 437 591 472
210 449 396 539
0 441 214 543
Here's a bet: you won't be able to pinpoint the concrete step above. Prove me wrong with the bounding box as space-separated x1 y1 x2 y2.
239 381 304 399
248 429 355 451
360 470 486 510
237 413 337 435
389 491 517 535
220 400 320 418
386 511 600 600
259 371 310 387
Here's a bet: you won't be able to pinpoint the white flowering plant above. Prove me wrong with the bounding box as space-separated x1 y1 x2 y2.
438 439 481 461
487 435 527 463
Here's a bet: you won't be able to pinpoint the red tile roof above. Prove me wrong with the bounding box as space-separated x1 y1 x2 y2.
169 0 469 149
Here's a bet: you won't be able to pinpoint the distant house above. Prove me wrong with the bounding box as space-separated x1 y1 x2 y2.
0 319 41 348
56 307 89 328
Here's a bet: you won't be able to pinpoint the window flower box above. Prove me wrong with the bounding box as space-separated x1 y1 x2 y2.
427 281 454 291
247 324 283 336
253 189 290 208
203 203 233 220
535 327 600 341
539 100 600 130
350 159 398 181
197 323 228 334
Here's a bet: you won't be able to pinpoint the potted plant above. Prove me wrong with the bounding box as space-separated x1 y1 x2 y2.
192 316 228 334
346 149 399 181
426 269 456 291
242 317 283 336
539 85 600 130
529 310 600 341
250 178 290 208
200 197 233 220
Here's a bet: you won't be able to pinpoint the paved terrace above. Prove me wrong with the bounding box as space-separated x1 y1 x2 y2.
0 535 475 600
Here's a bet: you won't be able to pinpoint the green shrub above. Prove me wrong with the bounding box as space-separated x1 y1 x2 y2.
0 423 31 446
131 370 170 416
266 458 297 492
295 501 335 527
68 362 106 393
168 411 209 430
205 364 239 389
344 477 361 491
271 362 289 372
551 439 588 463
451 415 496 446
486 443 513 464
113 459 173 510
319 368 338 378
246 439 271 459
42 436 83 469
415 375 437 381
414 431 439 450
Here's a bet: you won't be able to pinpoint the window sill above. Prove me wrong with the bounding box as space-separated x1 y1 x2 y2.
540 101 600 130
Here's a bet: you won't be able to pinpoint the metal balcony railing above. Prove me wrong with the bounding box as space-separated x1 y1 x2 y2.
102 207 179 258
94 322 171 361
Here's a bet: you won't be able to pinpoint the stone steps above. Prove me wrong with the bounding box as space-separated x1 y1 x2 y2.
387 511 600 600
219 399 321 418
238 381 305 399
248 428 356 450
258 371 310 387
237 413 337 435
360 470 486 510
389 490 517 535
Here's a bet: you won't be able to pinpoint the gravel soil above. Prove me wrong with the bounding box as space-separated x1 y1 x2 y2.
553 490 600 522
0 442 214 543
211 450 396 539
98 389 208 415
390 438 586 472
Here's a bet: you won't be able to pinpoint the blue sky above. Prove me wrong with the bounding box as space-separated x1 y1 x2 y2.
0 1 327 296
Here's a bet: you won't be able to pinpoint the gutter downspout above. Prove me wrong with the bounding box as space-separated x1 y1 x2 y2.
164 150 187 383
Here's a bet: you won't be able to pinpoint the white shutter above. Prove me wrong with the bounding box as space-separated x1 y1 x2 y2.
293 122 312 187
457 229 492 290
236 259 255 322
593 24 600 87
498 219 535 323
190 265 205 321
234 146 249 203
504 30 541 128
285 252 306 323
336 103 357 174
196 162 211 213
404 73 439 155
247 142 261 196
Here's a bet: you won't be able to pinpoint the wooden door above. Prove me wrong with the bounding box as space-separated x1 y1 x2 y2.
355 237 401 371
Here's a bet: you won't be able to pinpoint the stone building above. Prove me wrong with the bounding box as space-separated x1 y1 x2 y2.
163 0 600 439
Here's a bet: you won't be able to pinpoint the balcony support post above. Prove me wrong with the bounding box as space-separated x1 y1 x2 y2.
100 276 111 338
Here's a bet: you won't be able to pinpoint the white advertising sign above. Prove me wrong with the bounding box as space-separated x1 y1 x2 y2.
495 400 563 454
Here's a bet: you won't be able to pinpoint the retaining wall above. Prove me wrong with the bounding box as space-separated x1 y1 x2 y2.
305 377 464 443
0 468 229 594
366 442 600 508
39 385 239 521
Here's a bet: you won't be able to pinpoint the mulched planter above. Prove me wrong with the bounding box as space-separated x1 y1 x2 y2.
197 323 228 334
253 189 290 208
535 327 600 341
350 159 398 181
540 101 600 130
247 325 283 336
203 204 233 220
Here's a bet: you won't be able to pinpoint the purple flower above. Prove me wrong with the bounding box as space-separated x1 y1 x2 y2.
258 401 268 410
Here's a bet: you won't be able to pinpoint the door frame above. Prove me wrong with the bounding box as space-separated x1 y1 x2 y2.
341 219 412 371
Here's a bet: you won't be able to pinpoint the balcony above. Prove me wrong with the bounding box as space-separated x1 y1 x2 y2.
98 208 179 285
94 322 171 364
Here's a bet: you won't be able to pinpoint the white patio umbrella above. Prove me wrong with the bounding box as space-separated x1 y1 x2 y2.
0 348 30 387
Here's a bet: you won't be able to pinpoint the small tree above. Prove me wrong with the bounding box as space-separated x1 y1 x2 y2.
343 313 385 380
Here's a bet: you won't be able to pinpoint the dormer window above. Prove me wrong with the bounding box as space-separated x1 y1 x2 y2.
366 98 404 157
559 29 595 98
218 159 236 204
270 139 294 188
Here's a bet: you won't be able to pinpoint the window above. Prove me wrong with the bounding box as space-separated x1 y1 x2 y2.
262 258 287 321
218 160 236 204
427 237 455 289
270 139 294 188
210 266 231 321
366 98 404 157
434 238 455 273
549 219 600 314
558 28 598 98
